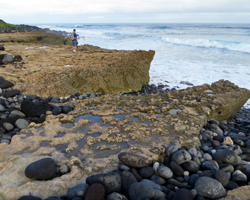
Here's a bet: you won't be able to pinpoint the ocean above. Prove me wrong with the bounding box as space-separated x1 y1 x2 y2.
35 23 250 107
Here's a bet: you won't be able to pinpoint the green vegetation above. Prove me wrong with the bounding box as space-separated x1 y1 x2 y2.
0 20 20 28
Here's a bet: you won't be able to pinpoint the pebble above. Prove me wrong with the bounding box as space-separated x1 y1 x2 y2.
170 161 184 176
3 122 14 131
121 170 137 193
201 160 219 170
157 166 173 179
10 109 26 117
0 104 6 111
138 166 155 179
118 164 130 171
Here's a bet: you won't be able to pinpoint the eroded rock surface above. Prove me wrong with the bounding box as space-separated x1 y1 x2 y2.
0 41 155 96
0 80 249 199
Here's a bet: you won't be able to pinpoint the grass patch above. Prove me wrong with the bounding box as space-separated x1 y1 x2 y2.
0 22 20 28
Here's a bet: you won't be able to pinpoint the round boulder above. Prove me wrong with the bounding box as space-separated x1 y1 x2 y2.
118 152 148 168
15 118 29 129
85 183 105 200
194 177 227 199
86 172 121 195
128 182 155 200
67 183 89 200
25 158 57 180
172 149 192 164
157 166 173 179
2 54 14 63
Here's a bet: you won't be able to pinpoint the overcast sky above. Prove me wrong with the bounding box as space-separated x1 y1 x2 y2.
1 0 250 24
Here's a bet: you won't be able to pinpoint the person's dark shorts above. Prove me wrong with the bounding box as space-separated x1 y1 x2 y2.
72 40 77 46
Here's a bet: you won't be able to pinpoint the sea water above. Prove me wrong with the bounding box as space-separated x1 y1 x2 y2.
35 23 250 107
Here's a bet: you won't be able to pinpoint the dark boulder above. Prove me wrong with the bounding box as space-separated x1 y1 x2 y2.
0 80 14 89
4 89 21 98
24 158 57 180
21 100 52 118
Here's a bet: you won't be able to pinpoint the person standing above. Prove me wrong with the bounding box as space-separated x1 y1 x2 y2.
72 29 78 52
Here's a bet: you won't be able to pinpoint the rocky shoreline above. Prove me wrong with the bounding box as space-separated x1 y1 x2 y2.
1 23 250 200
15 106 250 200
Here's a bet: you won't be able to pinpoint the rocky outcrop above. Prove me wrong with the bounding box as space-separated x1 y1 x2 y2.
0 80 249 199
0 43 155 96
0 32 71 45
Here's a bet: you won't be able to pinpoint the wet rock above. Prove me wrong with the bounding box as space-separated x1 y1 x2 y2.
86 172 121 194
85 183 105 200
118 152 149 168
67 183 89 200
25 158 57 180
128 182 155 200
194 177 227 199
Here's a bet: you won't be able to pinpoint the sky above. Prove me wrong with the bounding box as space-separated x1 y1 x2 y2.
1 0 250 24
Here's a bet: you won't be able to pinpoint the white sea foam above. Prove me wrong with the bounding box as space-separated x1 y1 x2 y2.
162 37 250 53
